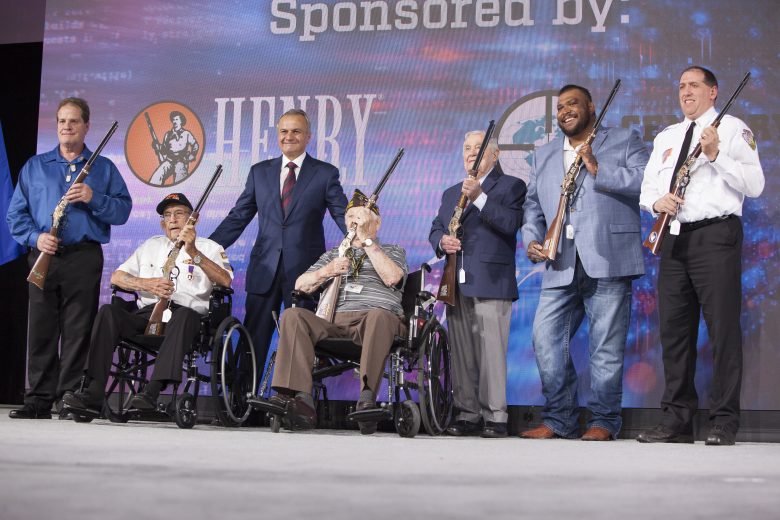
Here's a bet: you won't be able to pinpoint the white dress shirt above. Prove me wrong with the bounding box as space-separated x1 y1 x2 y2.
279 152 306 194
639 107 764 223
117 236 233 315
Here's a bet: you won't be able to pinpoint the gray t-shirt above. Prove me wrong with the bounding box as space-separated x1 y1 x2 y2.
308 244 408 316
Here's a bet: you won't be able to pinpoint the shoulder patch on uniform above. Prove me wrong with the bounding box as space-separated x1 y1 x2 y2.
662 148 673 163
742 129 756 150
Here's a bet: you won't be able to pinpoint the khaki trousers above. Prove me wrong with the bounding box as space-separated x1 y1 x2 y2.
271 308 404 395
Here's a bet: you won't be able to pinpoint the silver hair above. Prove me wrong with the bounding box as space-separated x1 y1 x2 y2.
464 130 499 152
278 108 311 132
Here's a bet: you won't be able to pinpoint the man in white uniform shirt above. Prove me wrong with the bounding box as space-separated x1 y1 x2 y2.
63 193 233 415
637 66 764 446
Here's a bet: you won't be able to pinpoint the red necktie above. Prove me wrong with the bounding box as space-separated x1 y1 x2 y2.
281 162 297 215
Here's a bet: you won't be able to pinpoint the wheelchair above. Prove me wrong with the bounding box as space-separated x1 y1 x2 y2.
253 263 453 437
70 285 258 429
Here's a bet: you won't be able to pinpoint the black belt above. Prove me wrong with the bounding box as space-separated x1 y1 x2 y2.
680 215 733 233
55 240 101 255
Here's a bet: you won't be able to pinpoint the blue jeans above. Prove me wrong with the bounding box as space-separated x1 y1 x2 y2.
532 260 631 438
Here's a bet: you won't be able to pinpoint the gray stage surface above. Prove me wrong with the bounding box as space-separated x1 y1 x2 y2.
1 407 778 520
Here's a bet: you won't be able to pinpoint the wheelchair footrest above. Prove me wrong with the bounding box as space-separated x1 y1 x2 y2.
247 397 286 416
347 406 392 423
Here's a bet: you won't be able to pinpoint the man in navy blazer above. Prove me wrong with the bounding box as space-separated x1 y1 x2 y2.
520 84 649 441
430 130 526 438
210 109 347 371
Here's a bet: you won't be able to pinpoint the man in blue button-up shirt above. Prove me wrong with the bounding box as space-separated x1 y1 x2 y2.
6 97 132 419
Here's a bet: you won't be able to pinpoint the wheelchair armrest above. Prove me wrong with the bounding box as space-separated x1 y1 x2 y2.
291 289 316 307
111 284 138 297
416 291 436 310
420 262 432 273
211 285 233 297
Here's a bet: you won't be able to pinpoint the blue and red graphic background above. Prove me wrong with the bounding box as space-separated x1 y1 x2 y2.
36 1 779 408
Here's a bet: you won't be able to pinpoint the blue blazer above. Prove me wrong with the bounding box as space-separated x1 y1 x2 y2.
210 154 348 294
521 127 649 289
429 165 527 301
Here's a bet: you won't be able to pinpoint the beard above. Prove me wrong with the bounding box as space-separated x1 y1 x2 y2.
558 111 592 137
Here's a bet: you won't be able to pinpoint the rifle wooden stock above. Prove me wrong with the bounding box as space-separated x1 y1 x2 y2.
541 194 568 261
437 120 495 306
27 122 119 290
643 72 751 255
314 149 404 322
437 253 457 306
145 164 223 335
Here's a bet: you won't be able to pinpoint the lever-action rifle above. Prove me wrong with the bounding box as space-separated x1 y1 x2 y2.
145 165 223 335
541 79 622 261
436 120 495 306
315 148 405 322
27 121 119 290
144 112 164 164
643 72 751 255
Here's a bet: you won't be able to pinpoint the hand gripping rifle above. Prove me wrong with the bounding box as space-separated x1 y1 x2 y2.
27 122 119 290
436 120 495 306
541 79 622 260
315 148 405 322
145 165 223 335
144 112 164 164
643 72 751 255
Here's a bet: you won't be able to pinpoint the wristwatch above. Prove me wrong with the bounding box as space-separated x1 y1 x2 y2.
362 238 375 248
192 253 203 265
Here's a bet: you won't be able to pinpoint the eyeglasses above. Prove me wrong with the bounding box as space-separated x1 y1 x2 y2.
161 210 191 221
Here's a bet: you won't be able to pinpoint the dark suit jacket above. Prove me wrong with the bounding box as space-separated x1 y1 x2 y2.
429 165 527 301
210 154 348 294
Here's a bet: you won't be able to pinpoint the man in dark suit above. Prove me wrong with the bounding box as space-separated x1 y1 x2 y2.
429 130 527 438
210 109 348 371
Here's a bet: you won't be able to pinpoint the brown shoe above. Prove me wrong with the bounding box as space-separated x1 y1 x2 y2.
581 426 613 441
519 424 559 439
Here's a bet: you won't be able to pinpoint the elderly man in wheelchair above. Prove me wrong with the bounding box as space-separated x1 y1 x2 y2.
251 195 412 435
63 193 235 420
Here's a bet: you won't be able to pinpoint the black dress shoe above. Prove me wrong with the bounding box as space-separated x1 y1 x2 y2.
129 393 158 411
446 420 482 437
481 421 508 438
63 390 104 414
356 398 378 435
636 424 693 444
9 404 52 419
705 425 736 446
286 397 317 430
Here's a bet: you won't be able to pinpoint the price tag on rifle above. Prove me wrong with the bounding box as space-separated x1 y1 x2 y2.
162 308 172 323
566 224 574 240
669 219 681 236
459 268 466 284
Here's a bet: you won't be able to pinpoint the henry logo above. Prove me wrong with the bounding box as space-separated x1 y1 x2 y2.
125 101 205 187
495 90 561 183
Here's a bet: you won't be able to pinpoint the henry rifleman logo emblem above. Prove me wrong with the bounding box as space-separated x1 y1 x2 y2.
125 101 205 186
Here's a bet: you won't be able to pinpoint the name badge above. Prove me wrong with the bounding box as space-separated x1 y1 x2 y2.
345 283 363 294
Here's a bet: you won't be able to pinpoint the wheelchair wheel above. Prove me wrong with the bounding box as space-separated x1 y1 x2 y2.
104 347 146 423
211 317 258 427
395 400 421 438
174 393 197 429
417 319 453 435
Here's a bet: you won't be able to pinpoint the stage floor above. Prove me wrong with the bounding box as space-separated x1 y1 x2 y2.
1 407 778 520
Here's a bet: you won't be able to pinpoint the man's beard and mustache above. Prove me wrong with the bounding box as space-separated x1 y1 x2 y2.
558 110 592 137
